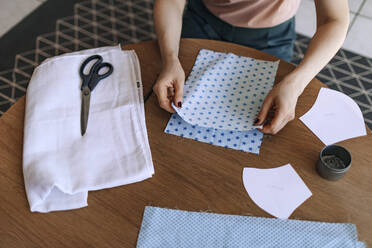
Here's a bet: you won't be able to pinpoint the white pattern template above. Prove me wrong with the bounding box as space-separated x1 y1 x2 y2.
243 164 312 219
300 88 367 145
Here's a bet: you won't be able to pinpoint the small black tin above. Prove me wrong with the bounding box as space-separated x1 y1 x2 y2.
317 145 352 181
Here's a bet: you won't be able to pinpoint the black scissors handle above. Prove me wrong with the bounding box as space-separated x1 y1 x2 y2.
80 55 114 91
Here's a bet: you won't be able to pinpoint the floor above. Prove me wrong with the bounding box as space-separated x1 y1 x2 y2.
0 0 46 37
0 0 371 129
296 0 372 58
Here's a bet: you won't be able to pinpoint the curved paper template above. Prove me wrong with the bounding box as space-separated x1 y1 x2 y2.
242 164 312 219
173 49 279 132
299 88 366 145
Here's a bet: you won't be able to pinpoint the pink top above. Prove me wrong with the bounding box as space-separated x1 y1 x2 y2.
202 0 301 28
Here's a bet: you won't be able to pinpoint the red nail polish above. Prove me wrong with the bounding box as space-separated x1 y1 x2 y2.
178 102 182 108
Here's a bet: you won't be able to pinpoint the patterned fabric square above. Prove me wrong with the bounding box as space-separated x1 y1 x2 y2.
174 49 279 131
165 49 279 154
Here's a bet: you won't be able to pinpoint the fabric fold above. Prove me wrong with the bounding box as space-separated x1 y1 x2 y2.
23 46 154 212
165 49 279 154
165 113 263 154
174 49 279 132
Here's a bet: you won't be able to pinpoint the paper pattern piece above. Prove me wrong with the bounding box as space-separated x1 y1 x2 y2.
174 49 279 131
242 164 312 219
137 206 366 248
300 88 367 145
23 46 154 212
165 113 263 154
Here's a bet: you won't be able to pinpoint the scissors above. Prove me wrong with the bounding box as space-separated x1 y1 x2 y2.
80 54 113 136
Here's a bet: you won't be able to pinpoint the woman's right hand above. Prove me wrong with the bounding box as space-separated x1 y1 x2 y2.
153 56 185 113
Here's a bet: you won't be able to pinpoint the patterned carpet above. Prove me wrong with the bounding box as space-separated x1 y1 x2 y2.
0 0 371 129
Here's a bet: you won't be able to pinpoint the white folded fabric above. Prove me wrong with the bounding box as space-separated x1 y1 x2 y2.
23 45 154 212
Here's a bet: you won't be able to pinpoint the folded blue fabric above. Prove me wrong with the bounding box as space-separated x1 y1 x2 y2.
137 206 366 248
165 113 263 154
164 49 279 154
174 49 279 132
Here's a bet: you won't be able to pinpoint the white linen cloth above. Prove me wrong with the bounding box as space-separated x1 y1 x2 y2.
23 45 154 212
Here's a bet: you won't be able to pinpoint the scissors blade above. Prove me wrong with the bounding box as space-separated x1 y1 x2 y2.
80 86 91 136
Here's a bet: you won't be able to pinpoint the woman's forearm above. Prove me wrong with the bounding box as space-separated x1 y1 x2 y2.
154 0 186 65
286 0 349 96
289 20 349 95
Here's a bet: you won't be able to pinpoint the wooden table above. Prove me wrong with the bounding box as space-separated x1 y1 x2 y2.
1 39 371 247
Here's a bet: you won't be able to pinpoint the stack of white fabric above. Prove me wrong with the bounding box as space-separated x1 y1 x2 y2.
23 45 154 213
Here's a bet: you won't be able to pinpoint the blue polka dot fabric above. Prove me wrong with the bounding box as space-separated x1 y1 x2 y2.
165 49 279 154
165 113 263 154
173 49 279 131
137 206 366 248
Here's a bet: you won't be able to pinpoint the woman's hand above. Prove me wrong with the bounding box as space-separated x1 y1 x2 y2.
256 76 303 134
153 56 185 113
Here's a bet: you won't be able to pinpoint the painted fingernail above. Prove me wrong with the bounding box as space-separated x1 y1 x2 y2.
254 118 259 124
178 102 182 108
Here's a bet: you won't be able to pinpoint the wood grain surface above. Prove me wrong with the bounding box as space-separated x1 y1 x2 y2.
0 39 371 247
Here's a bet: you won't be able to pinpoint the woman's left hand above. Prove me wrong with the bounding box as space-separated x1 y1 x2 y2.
255 77 303 134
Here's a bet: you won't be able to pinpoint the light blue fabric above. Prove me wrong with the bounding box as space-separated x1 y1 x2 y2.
164 49 279 154
165 113 263 154
137 206 366 248
174 49 279 131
